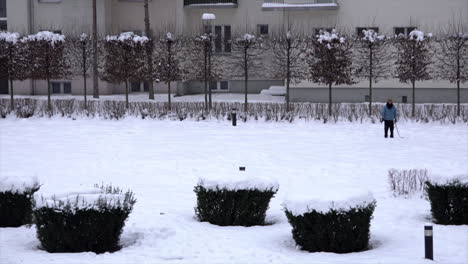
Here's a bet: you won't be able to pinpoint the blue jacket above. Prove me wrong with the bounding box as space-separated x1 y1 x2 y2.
381 105 397 121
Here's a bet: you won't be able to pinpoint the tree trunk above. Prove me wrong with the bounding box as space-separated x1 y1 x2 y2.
83 43 87 109
204 43 208 112
369 47 373 116
144 0 154 100
456 46 460 117
208 41 212 110
412 79 415 117
9 78 14 111
328 83 332 117
125 81 129 109
92 0 99 99
168 81 171 111
286 41 290 112
167 41 172 111
47 78 51 112
244 48 248 116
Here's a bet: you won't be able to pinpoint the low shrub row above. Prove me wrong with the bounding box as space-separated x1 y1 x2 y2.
388 168 429 197
1 98 467 123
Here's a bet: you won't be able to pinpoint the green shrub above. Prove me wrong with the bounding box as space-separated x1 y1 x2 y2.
194 183 278 227
284 200 376 253
0 178 40 227
33 185 136 253
425 179 468 225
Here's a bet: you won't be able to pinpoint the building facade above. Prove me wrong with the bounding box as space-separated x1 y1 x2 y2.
1 0 468 103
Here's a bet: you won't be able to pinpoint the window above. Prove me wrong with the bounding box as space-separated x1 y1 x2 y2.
51 82 72 94
0 79 7 94
131 82 141 92
356 27 379 37
0 21 6 31
143 82 149 92
258 24 269 36
208 25 231 53
402 96 408 103
0 0 6 18
210 81 229 91
364 95 370 102
38 0 62 3
394 27 417 36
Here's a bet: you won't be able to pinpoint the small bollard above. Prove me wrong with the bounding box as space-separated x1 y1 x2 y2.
239 166 245 171
425 225 433 260
231 108 237 126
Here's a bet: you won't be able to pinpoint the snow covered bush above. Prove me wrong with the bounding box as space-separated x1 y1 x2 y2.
0 177 40 227
194 176 279 226
33 184 136 253
388 168 429 197
284 193 376 253
425 175 468 225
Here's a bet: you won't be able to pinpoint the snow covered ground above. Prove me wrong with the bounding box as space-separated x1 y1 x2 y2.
0 118 467 264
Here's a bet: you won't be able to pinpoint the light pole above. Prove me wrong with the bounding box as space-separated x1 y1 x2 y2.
202 13 215 111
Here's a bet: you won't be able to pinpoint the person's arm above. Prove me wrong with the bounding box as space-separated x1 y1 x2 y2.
394 107 398 122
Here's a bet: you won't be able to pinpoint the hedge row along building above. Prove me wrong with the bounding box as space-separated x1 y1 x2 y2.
1 0 467 103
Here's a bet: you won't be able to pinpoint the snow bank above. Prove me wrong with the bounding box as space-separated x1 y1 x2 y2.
0 176 40 194
197 170 279 192
260 86 286 96
22 31 65 45
283 192 375 216
428 174 468 185
0 32 20 44
106 32 148 44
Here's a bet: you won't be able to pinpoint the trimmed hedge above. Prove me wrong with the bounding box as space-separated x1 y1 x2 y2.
33 185 136 253
194 185 277 226
1 98 467 123
285 202 376 253
425 180 468 225
0 186 40 227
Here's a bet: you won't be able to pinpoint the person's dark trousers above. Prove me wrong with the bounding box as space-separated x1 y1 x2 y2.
384 120 394 138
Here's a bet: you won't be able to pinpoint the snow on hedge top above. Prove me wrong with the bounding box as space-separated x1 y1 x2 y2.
428 174 468 185
317 29 345 44
22 31 65 45
106 32 149 43
0 176 40 194
197 170 279 192
406 30 432 41
361 29 385 42
283 192 375 216
201 13 216 20
243 33 256 42
0 32 20 44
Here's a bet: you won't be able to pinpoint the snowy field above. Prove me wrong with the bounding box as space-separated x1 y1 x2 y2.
0 118 467 264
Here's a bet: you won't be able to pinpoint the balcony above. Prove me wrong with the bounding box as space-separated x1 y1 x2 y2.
262 0 339 11
183 0 238 8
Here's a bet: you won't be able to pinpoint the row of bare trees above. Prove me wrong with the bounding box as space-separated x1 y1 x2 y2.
1 27 467 116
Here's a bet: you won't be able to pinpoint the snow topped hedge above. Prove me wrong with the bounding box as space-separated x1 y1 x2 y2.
361 29 385 42
0 176 40 194
197 170 279 192
283 192 375 216
317 29 345 44
106 32 148 44
428 174 468 185
0 32 20 44
36 184 136 211
22 31 65 45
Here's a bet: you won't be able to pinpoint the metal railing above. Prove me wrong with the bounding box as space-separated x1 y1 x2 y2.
184 0 238 6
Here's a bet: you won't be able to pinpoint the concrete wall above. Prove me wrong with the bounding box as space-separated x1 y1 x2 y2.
290 87 468 103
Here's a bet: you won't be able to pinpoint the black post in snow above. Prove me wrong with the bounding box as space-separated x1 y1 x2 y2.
425 225 433 260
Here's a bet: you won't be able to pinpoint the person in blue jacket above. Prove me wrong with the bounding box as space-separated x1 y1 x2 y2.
381 99 398 138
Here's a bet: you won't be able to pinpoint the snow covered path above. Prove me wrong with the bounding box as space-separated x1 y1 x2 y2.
0 118 467 264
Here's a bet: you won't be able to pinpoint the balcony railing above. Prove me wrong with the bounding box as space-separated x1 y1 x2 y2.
184 0 238 8
262 0 339 11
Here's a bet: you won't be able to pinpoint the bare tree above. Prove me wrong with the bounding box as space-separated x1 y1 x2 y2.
0 32 28 111
395 30 432 117
307 29 354 117
143 0 155 100
66 33 93 108
230 33 265 114
154 32 184 110
185 34 223 111
23 31 70 111
92 0 99 99
102 32 148 108
270 29 308 112
434 23 468 116
354 29 392 115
